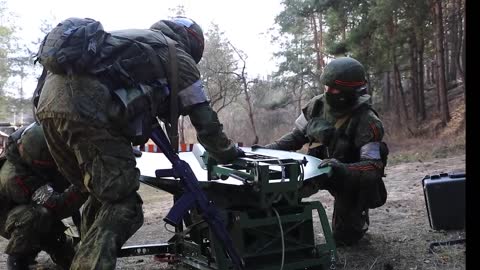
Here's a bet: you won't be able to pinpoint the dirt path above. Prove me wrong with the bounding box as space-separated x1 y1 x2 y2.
0 154 466 270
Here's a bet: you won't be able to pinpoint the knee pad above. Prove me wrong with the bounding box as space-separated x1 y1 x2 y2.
5 205 53 236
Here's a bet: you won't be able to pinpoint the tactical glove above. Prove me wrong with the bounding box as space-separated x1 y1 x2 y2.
250 144 264 151
31 184 87 219
318 158 349 179
236 147 246 157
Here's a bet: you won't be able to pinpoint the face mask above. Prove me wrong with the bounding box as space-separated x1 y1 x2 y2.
325 90 356 112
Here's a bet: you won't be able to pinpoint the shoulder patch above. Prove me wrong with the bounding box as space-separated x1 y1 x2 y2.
352 108 385 148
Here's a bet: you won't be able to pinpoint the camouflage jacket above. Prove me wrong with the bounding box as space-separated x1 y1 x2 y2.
36 29 238 163
0 128 85 219
265 94 387 208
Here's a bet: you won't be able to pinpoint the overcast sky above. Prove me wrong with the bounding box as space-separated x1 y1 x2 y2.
6 0 284 97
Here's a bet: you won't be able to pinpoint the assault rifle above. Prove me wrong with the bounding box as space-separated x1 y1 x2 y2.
149 127 245 270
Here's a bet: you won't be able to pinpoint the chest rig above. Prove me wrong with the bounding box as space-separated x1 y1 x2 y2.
304 99 370 163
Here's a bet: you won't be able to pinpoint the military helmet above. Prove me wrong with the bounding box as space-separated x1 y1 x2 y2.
17 123 56 169
150 16 204 64
172 17 204 63
320 57 367 93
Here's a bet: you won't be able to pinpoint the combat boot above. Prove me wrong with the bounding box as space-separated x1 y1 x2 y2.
43 233 79 270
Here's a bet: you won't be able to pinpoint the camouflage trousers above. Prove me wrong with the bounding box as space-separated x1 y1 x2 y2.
300 177 369 246
0 204 68 255
40 118 144 270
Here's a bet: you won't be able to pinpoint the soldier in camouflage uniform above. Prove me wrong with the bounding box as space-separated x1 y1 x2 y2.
0 122 86 270
35 17 244 270
256 57 388 246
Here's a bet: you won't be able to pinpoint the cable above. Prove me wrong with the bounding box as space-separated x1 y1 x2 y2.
164 222 176 234
272 207 285 270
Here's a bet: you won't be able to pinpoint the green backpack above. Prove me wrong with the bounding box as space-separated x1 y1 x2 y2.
36 17 168 88
36 17 106 75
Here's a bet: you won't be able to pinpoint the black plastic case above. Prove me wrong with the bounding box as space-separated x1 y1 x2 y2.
422 172 465 230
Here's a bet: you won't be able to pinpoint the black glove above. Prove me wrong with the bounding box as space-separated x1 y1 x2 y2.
132 147 143 157
318 158 349 179
236 147 246 157
251 144 264 151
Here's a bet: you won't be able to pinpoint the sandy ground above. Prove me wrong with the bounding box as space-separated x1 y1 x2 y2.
0 154 466 270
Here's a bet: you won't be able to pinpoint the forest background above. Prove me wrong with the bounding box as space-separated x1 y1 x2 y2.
1 0 466 162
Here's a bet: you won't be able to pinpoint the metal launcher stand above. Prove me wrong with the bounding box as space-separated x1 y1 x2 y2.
119 128 336 270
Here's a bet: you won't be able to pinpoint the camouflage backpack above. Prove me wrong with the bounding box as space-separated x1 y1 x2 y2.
36 17 106 75
35 17 167 88
34 17 180 147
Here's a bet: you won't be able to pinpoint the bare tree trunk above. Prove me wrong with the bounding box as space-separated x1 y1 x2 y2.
417 28 427 121
409 33 419 123
431 59 436 86
443 12 451 82
434 54 441 111
228 42 259 144
432 0 451 125
426 61 431 86
298 76 304 117
392 66 402 125
448 0 458 82
386 14 407 124
318 13 325 94
441 0 451 83
311 14 323 90
242 78 259 144
455 0 465 83
341 16 347 41
318 13 325 69
394 61 409 121
383 71 391 112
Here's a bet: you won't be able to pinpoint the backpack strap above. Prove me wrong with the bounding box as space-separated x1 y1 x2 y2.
32 67 48 123
166 39 179 153
334 114 351 129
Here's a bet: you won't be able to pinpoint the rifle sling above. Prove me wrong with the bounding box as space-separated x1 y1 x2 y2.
166 39 179 153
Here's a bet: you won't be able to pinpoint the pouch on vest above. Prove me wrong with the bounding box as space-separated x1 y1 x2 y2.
365 177 387 209
36 17 106 75
305 117 335 145
111 83 169 145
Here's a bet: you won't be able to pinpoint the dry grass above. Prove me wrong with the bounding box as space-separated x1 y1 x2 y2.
383 86 465 166
386 133 465 166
